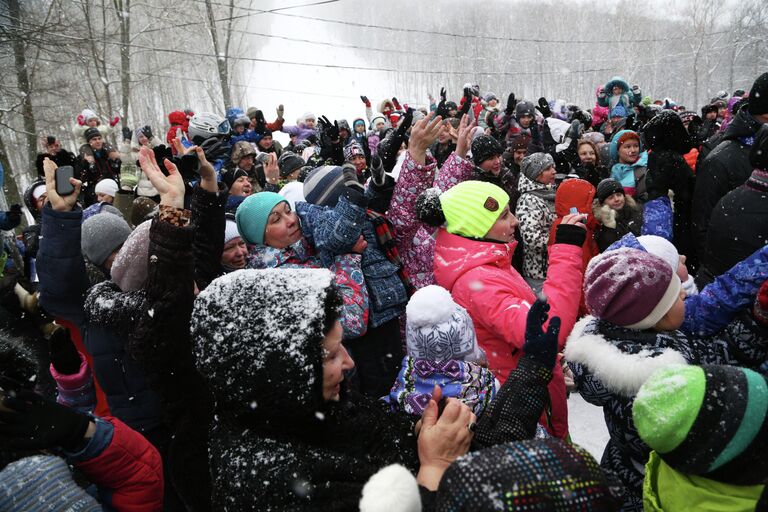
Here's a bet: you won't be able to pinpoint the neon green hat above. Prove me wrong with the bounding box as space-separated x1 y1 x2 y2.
440 181 510 239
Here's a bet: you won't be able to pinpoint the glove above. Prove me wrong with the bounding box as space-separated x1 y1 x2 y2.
392 97 402 111
76 114 85 126
121 126 132 141
396 108 414 137
276 104 284 120
318 116 340 143
6 204 21 227
554 223 586 247
505 92 517 115
342 163 364 193
754 280 768 326
360 95 371 107
368 154 385 187
109 116 120 127
142 125 153 139
536 97 552 118
440 87 447 102
625 113 638 131
598 204 617 229
523 299 560 368
631 84 641 95
49 328 81 376
0 389 91 450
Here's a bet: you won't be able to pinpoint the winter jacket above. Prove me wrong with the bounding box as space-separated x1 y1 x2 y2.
515 173 557 280
388 152 474 290
77 148 121 206
610 151 648 201
699 171 768 288
433 229 584 437
597 77 641 109
281 123 316 144
37 206 163 434
478 105 499 130
565 315 768 511
693 109 765 257
593 195 643 252
0 416 164 512
641 196 674 241
246 237 369 339
642 451 764 512
428 140 456 169
35 149 76 179
121 138 161 198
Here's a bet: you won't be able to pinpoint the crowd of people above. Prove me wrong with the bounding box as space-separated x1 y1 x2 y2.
1 71 768 511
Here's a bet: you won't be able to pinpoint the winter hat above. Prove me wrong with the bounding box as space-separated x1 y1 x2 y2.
596 178 624 204
225 194 246 214
643 110 692 154
609 130 642 162
230 140 256 165
471 135 503 165
436 439 623 511
303 166 345 207
483 92 498 103
369 115 387 130
748 72 768 115
220 167 248 190
521 152 555 181
302 112 316 123
235 192 287 245
81 212 132 267
110 219 151 292
343 141 365 161
81 202 122 222
678 110 697 123
129 196 158 227
80 109 98 122
278 151 305 178
609 104 628 119
31 184 47 201
636 235 680 274
224 217 240 245
633 364 768 484
360 464 421 512
508 135 529 152
353 118 366 129
405 285 483 363
94 178 119 198
439 181 509 239
514 101 535 119
584 248 682 330
592 105 610 127
582 132 605 146
750 124 768 171
84 127 101 142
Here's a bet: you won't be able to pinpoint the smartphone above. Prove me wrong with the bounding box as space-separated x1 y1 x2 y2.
55 166 75 196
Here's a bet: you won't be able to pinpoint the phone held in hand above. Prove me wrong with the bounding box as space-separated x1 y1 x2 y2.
55 166 76 196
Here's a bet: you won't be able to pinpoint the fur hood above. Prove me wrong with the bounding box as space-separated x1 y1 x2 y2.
564 316 688 398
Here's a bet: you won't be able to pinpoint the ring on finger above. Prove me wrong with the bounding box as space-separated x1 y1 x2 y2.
467 421 477 433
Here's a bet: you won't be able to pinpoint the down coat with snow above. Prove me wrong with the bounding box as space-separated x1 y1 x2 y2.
433 228 584 437
515 173 557 279
565 315 768 511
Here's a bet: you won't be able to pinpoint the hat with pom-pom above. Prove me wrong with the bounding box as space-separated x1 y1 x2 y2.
359 465 421 512
405 285 484 363
439 181 509 239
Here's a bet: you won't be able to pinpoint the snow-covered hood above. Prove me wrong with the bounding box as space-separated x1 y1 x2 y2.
564 316 688 398
434 228 517 292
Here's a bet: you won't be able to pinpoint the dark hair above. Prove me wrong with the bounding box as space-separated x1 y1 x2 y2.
577 139 601 167
46 135 57 145
322 284 342 336
416 188 446 227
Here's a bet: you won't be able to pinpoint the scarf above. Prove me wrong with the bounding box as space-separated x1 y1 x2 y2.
366 209 413 295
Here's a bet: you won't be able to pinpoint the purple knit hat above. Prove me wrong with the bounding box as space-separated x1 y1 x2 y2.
584 248 682 330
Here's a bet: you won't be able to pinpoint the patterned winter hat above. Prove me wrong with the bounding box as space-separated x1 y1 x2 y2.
634 364 768 485
343 141 366 162
596 178 624 203
405 285 483 363
521 152 555 181
584 248 681 330
439 181 509 239
435 438 623 511
303 166 346 207
471 135 503 165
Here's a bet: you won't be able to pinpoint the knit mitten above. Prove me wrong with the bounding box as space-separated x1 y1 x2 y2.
599 205 617 228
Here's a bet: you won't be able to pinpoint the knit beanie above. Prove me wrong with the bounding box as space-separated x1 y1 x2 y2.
343 141 366 162
634 364 768 484
636 235 680 273
235 192 287 246
220 167 248 189
31 184 47 201
596 178 624 203
436 438 623 511
582 131 605 145
521 152 555 181
278 151 305 178
471 135 503 165
483 92 498 103
610 130 642 162
584 248 682 330
110 219 151 292
129 197 158 227
81 212 132 267
81 109 98 122
84 127 101 142
303 166 345 207
748 72 768 115
439 181 509 239
514 101 535 119
405 285 484 363
94 178 119 198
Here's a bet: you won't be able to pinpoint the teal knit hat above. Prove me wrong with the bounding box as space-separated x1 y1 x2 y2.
610 129 642 162
235 192 287 245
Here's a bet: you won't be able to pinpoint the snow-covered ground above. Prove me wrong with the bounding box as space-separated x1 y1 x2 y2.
567 392 609 460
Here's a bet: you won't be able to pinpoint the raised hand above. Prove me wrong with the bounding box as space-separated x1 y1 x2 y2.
407 112 444 165
505 92 517 115
523 298 560 368
191 145 217 193
43 157 81 212
276 104 285 120
138 146 185 208
454 114 475 159
440 87 447 102
360 95 371 107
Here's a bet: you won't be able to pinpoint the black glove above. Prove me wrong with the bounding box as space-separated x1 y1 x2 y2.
505 92 517 115
318 116 340 144
142 125 153 139
0 389 91 450
625 113 638 132
523 299 560 369
440 87 447 102
6 204 21 227
360 95 370 107
396 108 414 137
536 97 552 118
459 88 473 117
554 223 587 247
369 154 385 186
49 328 81 376
435 98 449 120
566 120 582 142
121 126 132 141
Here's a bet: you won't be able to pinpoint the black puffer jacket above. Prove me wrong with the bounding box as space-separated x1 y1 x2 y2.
692 109 765 257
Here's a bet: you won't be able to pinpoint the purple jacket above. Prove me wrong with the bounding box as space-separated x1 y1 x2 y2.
281 124 316 143
388 152 475 289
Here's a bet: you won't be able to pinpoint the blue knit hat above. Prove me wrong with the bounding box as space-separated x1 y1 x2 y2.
303 166 346 207
235 192 287 245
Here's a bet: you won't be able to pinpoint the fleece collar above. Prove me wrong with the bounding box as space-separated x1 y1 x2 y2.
564 316 688 398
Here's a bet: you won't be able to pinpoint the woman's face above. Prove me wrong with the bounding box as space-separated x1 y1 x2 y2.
519 114 533 128
89 135 104 151
221 237 248 269
485 204 519 243
264 202 302 249
535 165 556 185
618 140 640 164
322 321 354 401
578 144 596 165
230 176 252 197
604 192 625 210
479 154 502 176
137 133 149 146
612 85 623 96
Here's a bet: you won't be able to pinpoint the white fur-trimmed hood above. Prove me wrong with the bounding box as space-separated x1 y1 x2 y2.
564 316 688 398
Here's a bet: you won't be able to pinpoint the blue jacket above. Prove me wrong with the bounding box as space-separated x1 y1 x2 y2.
37 206 163 434
297 192 407 328
641 196 674 241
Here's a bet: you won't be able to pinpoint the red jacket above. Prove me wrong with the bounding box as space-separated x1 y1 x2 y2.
433 229 583 437
76 416 164 511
